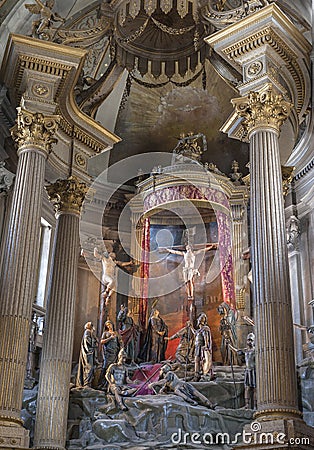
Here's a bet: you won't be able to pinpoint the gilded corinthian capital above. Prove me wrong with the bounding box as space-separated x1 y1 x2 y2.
46 176 89 215
231 84 293 136
11 107 59 156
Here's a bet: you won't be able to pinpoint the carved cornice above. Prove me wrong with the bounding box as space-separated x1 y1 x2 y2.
0 34 120 156
223 27 306 115
201 0 269 30
221 27 297 62
131 165 248 218
205 4 311 121
294 158 314 181
56 115 109 154
231 84 292 136
11 108 59 156
45 176 89 216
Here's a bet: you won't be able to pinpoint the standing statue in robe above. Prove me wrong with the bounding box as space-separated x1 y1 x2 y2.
99 320 123 386
118 306 139 363
142 309 168 363
76 322 98 388
192 312 213 381
165 244 218 299
165 320 194 364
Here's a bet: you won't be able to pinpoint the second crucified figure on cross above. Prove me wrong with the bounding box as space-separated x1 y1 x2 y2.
94 247 135 305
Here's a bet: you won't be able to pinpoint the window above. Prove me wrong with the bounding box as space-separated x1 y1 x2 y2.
35 218 52 308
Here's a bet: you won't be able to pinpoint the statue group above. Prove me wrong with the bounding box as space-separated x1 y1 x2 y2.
76 304 256 411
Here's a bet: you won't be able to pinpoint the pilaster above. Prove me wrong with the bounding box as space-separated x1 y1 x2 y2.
286 215 305 364
130 212 143 310
129 195 145 322
0 161 15 273
230 202 250 347
34 176 88 450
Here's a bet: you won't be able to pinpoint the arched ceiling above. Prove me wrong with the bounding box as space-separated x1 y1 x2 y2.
0 0 312 181
111 59 248 177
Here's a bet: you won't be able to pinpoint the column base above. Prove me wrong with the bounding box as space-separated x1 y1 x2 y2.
0 422 29 449
235 417 314 449
33 446 66 450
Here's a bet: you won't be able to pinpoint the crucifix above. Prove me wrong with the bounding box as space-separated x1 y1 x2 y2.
165 243 218 299
81 241 137 338
160 242 218 324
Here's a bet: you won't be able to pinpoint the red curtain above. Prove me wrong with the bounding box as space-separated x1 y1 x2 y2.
139 217 150 330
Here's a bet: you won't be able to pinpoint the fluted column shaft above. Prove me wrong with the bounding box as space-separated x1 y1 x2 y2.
0 109 58 441
34 177 88 450
250 128 298 415
34 213 79 449
232 84 300 419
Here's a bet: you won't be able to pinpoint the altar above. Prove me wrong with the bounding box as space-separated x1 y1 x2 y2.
126 158 250 363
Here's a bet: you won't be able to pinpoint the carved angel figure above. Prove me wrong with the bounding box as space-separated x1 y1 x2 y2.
172 132 207 163
25 0 64 40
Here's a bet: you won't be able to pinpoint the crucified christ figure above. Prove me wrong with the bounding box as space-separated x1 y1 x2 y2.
164 243 218 299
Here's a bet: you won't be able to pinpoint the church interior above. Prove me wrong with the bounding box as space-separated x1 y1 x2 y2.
0 0 313 449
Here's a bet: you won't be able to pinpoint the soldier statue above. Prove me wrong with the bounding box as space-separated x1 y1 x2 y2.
192 312 213 381
228 332 256 409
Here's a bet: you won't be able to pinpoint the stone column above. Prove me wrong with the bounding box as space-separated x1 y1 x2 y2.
0 109 58 448
232 84 300 418
34 176 88 450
